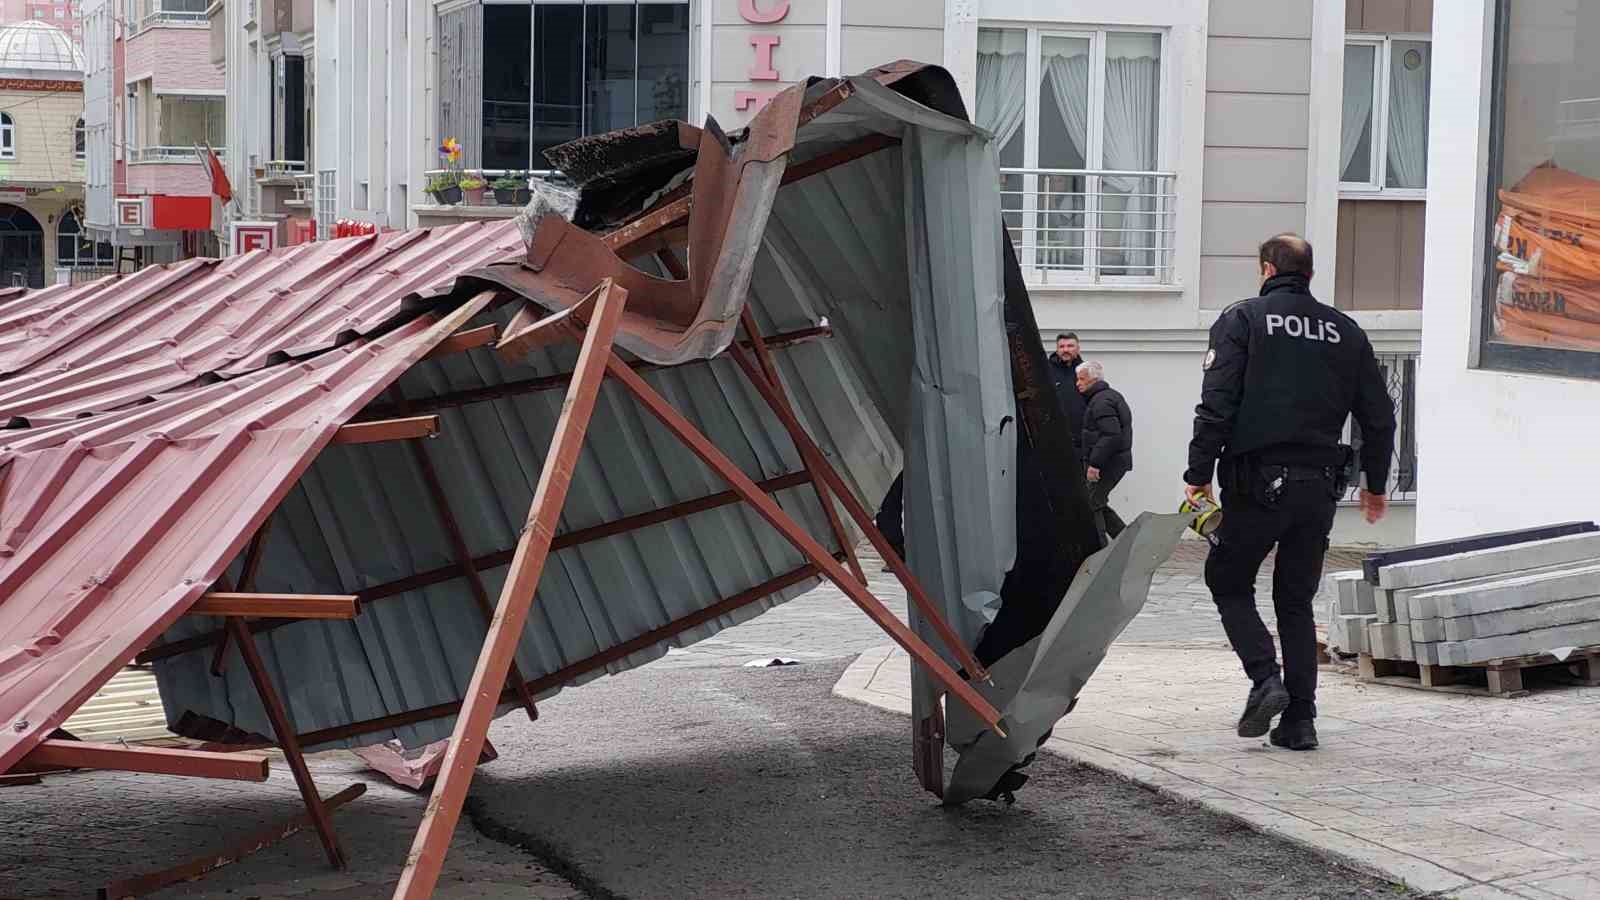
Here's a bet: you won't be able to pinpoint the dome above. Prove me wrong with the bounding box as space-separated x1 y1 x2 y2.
0 21 85 79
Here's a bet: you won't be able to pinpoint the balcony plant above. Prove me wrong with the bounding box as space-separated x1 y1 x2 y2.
426 170 463 205
431 137 465 205
491 173 533 206
459 172 488 205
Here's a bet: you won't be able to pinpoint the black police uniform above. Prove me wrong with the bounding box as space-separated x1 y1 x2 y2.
1185 272 1396 727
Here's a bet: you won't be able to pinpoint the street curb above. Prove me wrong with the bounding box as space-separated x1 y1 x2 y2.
832 646 1527 900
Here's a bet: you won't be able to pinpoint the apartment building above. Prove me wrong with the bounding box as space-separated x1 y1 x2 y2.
80 0 223 265
1 0 86 46
210 0 1432 541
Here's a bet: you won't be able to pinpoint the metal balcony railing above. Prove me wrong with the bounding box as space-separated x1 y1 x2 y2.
1343 351 1420 504
143 10 208 27
127 146 223 163
263 160 308 178
999 167 1178 285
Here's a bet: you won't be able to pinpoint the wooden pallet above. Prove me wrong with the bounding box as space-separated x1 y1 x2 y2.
1358 647 1600 698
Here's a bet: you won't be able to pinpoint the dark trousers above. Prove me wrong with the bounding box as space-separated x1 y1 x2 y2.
1088 465 1128 539
1205 479 1337 723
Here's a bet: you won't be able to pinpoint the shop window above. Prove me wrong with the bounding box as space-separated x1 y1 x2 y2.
1481 0 1600 378
473 1 690 172
1341 36 1431 196
977 25 1173 283
0 113 14 159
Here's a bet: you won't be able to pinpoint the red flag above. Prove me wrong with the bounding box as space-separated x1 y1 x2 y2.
205 145 233 203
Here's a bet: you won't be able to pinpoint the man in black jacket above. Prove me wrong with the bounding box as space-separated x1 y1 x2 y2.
1184 234 1395 752
1076 360 1132 539
1049 333 1087 448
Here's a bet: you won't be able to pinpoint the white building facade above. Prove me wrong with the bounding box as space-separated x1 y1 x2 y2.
213 0 1432 543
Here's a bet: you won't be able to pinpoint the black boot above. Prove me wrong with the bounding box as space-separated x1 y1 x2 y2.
1270 719 1318 751
1236 674 1290 738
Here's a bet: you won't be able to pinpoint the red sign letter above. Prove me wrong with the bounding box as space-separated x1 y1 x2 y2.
749 35 781 81
739 0 789 24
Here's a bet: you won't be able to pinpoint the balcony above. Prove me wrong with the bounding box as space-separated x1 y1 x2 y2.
999 168 1178 286
127 145 216 163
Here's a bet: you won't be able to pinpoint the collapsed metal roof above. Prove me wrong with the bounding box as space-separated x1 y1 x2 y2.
0 61 1143 897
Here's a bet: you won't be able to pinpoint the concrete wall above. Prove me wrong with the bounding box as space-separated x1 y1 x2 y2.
1415 0 1600 542
840 0 943 74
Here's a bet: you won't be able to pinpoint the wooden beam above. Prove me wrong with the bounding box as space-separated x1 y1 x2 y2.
603 352 1006 734
20 740 269 782
189 593 359 620
363 325 832 420
135 472 814 665
422 324 499 361
730 316 991 682
395 277 629 900
734 311 865 586
97 784 366 900
330 415 439 446
227 618 348 869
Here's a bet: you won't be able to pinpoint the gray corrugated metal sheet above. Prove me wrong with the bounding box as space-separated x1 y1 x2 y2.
147 74 1016 752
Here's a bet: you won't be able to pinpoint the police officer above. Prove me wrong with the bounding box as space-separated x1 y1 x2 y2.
1183 234 1395 752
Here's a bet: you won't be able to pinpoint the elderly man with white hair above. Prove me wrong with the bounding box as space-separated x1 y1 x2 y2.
1075 359 1133 538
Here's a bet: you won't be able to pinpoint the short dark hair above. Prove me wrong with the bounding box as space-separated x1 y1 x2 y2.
1259 234 1314 277
1056 332 1079 342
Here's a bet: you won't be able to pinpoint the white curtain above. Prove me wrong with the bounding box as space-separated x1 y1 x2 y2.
1387 43 1429 189
1041 53 1091 270
975 49 1026 151
1101 56 1161 274
1341 45 1375 181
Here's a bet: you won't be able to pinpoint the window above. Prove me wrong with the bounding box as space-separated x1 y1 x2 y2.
73 117 84 160
1480 0 1600 378
56 211 115 269
159 96 224 149
977 25 1173 283
0 113 14 159
1340 36 1431 196
475 1 690 171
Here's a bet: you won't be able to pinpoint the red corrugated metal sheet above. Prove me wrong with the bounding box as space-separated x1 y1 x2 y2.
0 220 523 424
0 221 517 774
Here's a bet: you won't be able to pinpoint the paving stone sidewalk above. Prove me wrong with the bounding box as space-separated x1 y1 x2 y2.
833 541 1600 900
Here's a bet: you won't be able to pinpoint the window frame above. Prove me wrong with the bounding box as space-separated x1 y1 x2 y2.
1340 33 1431 202
0 113 14 159
73 117 84 161
981 21 1174 286
476 0 693 173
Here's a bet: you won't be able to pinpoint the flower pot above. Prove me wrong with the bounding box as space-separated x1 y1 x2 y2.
494 187 534 206
463 186 486 205
432 186 462 205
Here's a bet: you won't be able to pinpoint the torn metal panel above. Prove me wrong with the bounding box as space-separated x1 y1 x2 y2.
943 513 1191 806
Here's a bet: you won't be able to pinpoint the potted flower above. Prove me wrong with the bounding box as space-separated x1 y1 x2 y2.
426 169 463 205
459 172 488 205
431 137 465 204
491 173 533 206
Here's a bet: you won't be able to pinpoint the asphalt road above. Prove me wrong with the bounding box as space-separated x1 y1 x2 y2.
469 659 1410 900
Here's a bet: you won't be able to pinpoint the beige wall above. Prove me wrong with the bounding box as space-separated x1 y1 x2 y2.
1345 0 1432 34
1199 0 1312 309
0 90 86 184
1334 199 1424 310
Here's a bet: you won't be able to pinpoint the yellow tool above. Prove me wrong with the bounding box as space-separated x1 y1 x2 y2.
1180 496 1223 545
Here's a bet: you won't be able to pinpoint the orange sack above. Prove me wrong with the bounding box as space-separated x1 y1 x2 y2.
1493 162 1600 347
